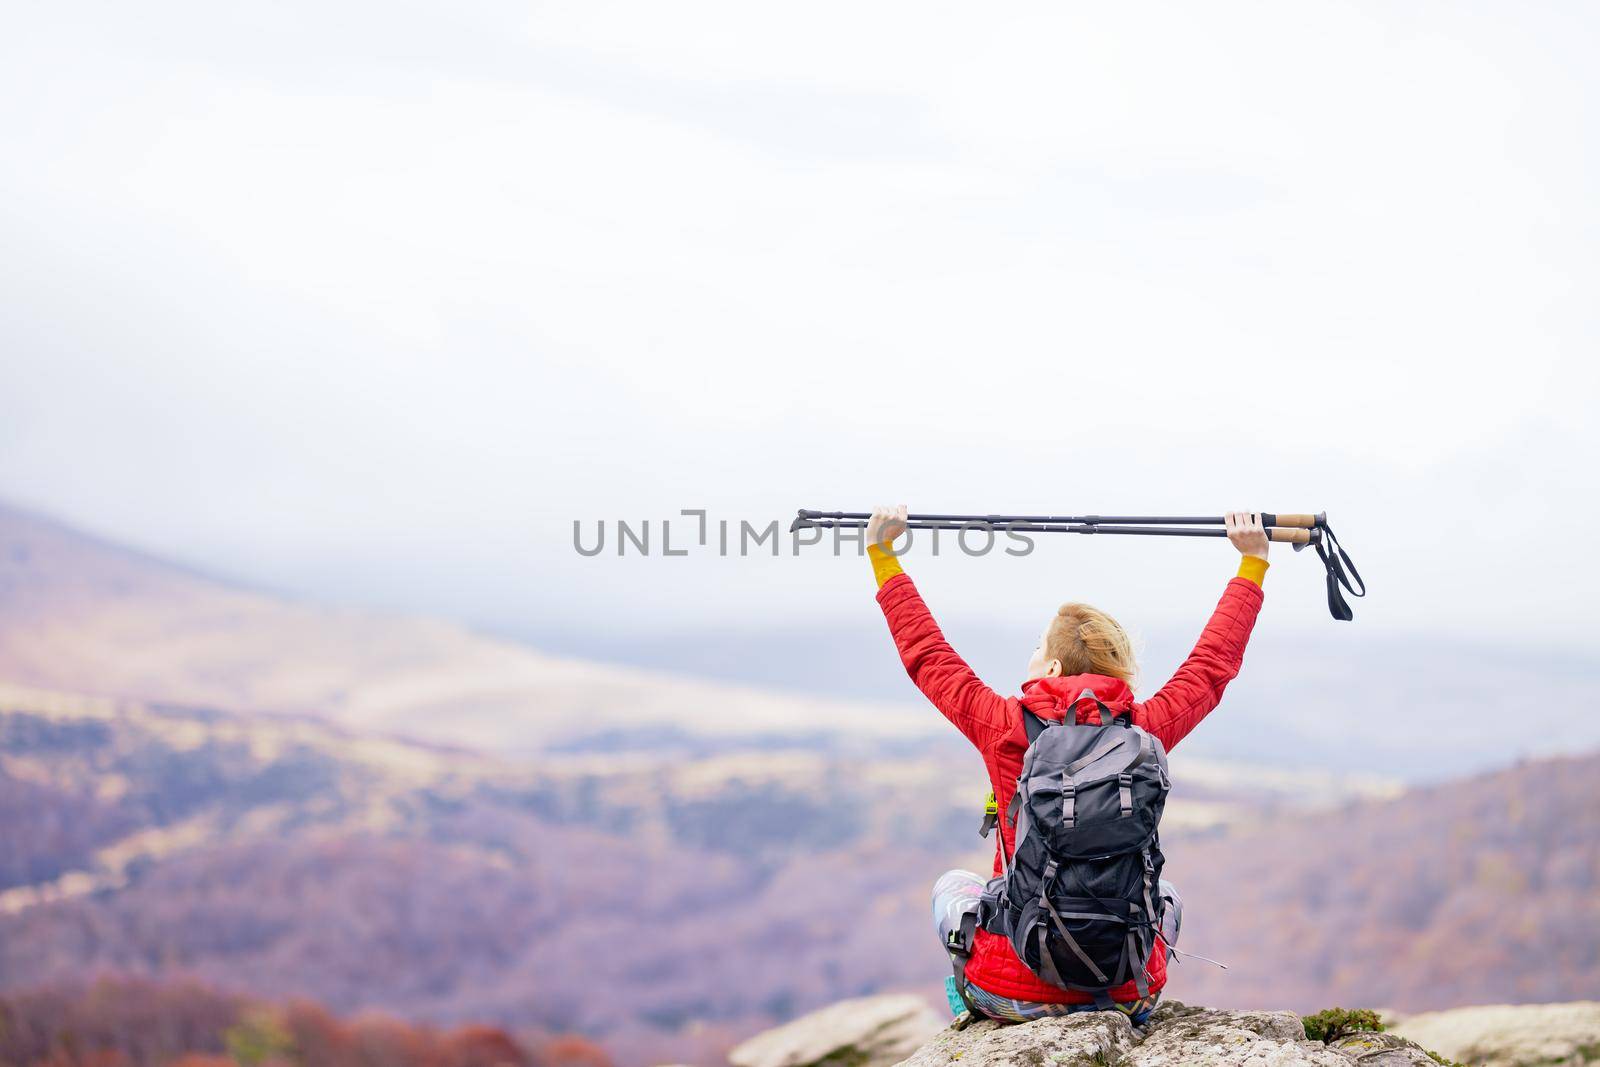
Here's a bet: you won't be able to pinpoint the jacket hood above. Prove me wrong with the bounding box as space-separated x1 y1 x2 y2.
1019 673 1134 723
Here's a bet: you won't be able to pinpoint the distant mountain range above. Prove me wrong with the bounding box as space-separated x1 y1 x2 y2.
1 501 1596 1065
6 500 1598 781
521 612 1600 783
0 503 935 755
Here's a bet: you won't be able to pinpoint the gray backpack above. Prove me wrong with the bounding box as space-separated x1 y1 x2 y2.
956 690 1171 1010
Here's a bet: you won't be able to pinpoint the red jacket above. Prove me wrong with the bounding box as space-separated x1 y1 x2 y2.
876 571 1265 1003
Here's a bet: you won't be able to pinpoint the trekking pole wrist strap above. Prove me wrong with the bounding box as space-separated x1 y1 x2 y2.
1312 521 1365 621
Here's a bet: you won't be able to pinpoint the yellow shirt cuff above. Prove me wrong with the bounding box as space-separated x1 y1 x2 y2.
1236 555 1269 587
868 543 904 588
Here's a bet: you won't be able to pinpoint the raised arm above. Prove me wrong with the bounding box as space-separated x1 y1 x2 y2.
866 505 1013 752
1133 511 1271 751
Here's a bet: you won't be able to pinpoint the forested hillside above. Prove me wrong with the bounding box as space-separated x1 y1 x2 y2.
0 685 971 1065
3 683 1596 1064
1164 751 1600 1010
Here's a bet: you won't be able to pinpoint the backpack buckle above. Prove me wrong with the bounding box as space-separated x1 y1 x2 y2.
979 791 999 837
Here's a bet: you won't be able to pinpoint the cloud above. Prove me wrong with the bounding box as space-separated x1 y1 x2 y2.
0 0 1595 647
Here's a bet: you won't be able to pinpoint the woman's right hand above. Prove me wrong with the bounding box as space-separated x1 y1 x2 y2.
866 504 908 548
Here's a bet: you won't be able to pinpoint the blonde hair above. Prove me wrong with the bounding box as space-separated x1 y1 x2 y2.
1044 603 1137 686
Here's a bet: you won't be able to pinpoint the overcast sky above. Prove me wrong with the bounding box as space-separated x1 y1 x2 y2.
2 1 1596 656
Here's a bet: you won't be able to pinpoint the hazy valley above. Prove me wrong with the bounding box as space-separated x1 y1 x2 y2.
2 502 1597 1065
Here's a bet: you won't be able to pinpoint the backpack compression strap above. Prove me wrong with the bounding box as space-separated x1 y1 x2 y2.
946 910 980 1016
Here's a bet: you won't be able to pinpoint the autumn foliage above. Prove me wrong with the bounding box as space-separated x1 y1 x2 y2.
0 978 611 1067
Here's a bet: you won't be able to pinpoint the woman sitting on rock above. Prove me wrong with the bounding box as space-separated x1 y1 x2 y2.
861 504 1270 1025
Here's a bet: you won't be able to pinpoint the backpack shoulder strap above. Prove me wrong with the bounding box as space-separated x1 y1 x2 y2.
1022 707 1053 744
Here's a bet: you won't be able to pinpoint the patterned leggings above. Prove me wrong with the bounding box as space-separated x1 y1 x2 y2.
931 869 1180 1024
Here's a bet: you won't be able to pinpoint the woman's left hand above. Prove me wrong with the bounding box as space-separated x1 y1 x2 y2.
1225 510 1269 559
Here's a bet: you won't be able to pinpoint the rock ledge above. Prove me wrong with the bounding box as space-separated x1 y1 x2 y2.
895 1001 1441 1067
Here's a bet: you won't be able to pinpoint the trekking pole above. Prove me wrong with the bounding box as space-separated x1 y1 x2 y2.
793 509 1364 620
796 509 1324 529
794 515 1319 545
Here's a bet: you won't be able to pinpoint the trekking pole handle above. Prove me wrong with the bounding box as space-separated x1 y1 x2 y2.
1261 513 1324 529
1269 528 1316 545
